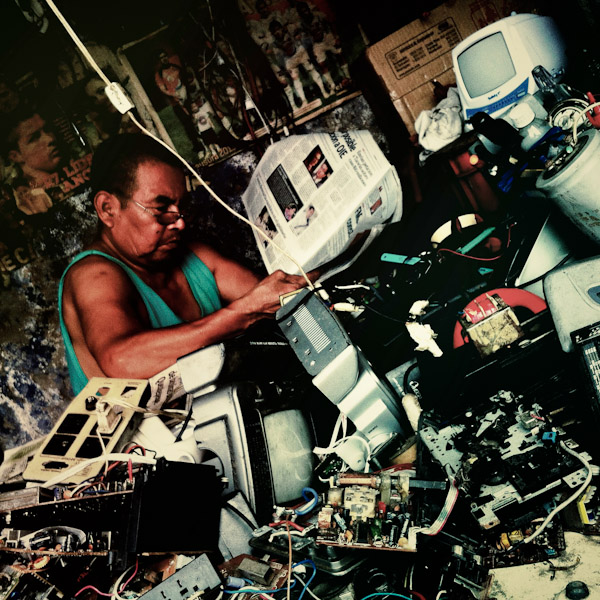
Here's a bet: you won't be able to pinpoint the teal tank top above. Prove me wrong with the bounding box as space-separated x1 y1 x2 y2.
58 249 222 395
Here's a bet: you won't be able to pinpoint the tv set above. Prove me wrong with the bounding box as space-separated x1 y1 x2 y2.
129 343 317 523
188 383 316 523
452 13 567 120
276 288 410 471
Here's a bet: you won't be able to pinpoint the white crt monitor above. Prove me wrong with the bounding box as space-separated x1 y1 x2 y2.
452 13 567 120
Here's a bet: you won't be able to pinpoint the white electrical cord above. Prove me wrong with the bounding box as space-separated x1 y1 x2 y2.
40 453 156 489
102 395 186 420
313 413 347 456
111 561 138 600
96 428 108 476
521 441 592 545
43 0 315 289
314 434 371 473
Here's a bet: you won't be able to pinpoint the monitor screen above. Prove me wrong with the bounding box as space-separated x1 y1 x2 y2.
457 32 516 98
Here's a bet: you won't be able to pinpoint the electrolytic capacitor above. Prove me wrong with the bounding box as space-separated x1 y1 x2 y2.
398 514 411 546
389 524 400 546
381 520 393 538
357 521 369 544
333 512 347 531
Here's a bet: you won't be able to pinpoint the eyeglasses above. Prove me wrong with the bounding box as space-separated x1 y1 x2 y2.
131 199 186 225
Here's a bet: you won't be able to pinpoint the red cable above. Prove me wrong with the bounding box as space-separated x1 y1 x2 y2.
269 520 305 532
119 558 139 594
437 247 503 261
125 444 146 456
74 585 113 597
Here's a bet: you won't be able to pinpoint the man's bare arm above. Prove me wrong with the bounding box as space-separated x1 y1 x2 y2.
64 256 309 380
190 242 262 302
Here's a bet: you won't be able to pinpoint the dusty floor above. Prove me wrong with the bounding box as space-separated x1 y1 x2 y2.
486 532 600 599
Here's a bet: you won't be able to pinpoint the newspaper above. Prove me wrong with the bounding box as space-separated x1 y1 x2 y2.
0 437 46 486
147 364 186 410
242 131 403 277
146 343 227 411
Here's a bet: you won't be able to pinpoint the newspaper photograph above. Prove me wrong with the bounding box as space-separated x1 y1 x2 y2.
242 130 403 276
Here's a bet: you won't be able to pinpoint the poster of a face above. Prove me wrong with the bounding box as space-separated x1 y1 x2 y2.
0 89 89 215
0 32 136 280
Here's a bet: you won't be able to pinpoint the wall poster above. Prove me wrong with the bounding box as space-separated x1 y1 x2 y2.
238 0 355 110
118 0 358 168
0 0 358 285
0 29 143 287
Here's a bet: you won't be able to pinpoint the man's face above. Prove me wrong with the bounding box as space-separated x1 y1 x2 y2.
308 152 321 170
111 160 187 266
9 114 61 175
315 163 329 179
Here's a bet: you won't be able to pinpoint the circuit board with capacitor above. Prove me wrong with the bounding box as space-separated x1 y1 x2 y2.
314 469 442 552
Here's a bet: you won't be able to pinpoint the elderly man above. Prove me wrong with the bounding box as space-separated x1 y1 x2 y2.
59 133 310 394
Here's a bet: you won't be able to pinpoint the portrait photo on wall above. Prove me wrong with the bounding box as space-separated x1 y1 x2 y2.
0 75 92 218
0 62 85 260
0 7 142 281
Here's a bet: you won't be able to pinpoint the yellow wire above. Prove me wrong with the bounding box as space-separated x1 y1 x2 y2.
45 0 111 87
44 0 315 290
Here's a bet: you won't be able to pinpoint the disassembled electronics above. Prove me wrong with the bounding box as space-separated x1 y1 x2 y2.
419 390 592 530
315 470 423 551
0 563 63 600
456 292 525 356
276 287 409 470
140 554 222 600
1 459 222 571
544 255 600 353
218 554 290 599
23 377 149 485
454 288 547 356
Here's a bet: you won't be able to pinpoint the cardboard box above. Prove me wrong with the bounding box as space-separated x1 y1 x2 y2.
366 0 544 135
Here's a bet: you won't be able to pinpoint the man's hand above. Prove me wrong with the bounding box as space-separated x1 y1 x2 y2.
228 269 314 318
